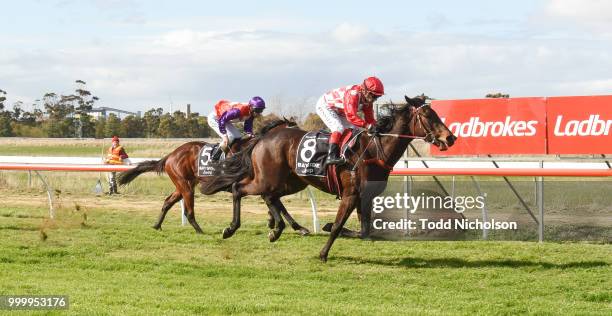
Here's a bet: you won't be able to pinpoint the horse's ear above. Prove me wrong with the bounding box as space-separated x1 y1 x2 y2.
404 95 417 108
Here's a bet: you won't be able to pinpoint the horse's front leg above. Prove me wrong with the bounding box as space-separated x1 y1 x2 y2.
321 202 361 238
320 193 358 262
222 182 242 239
357 198 372 239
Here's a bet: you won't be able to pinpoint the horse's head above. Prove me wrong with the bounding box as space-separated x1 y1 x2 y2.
404 95 457 151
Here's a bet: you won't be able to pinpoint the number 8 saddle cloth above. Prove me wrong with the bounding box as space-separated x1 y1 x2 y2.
295 129 363 177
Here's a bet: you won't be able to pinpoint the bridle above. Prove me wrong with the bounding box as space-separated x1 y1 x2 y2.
350 103 438 172
378 104 437 144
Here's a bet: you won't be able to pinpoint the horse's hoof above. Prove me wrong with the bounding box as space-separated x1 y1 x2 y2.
222 228 234 239
268 231 278 242
322 223 333 232
299 228 310 236
152 225 161 231
319 253 328 263
341 229 361 238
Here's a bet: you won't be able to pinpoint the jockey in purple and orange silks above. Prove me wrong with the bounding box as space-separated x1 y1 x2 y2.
207 96 266 154
316 76 385 166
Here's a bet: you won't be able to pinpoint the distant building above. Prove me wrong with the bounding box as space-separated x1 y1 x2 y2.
86 107 141 120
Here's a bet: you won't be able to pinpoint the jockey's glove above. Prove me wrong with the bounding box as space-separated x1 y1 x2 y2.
367 124 380 136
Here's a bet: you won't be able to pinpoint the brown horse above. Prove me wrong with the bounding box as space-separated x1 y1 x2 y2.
117 119 311 235
202 95 456 261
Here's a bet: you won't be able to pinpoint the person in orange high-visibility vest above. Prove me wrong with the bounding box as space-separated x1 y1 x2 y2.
104 136 130 195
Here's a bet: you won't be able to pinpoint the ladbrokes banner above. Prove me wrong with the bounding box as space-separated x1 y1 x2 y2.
429 95 612 155
430 98 547 155
547 96 612 154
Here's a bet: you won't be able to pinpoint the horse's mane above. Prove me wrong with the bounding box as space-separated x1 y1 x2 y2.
200 117 297 195
257 118 297 136
375 103 412 133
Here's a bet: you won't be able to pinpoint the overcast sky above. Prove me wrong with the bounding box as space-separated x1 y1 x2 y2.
2 0 611 115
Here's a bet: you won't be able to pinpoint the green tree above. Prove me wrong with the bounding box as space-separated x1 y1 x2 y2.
171 111 188 137
120 115 144 138
11 101 23 120
0 89 12 136
143 108 163 137
0 112 12 136
301 113 325 131
195 115 212 137
158 113 175 138
252 113 281 133
43 92 75 137
186 112 210 138
73 80 98 138
486 92 510 98
95 117 106 138
0 89 6 111
104 113 121 137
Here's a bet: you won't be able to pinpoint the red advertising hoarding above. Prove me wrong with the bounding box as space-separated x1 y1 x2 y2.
546 95 612 154
430 98 547 155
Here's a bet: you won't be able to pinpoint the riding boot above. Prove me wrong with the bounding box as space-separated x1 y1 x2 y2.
325 143 345 166
211 146 223 161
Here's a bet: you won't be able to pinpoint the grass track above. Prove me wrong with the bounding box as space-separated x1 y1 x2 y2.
0 194 610 315
1 138 610 314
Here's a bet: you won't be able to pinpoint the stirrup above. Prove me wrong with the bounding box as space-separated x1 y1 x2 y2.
325 156 346 166
211 147 223 161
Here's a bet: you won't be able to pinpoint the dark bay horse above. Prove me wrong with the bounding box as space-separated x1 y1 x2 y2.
201 96 456 261
117 119 311 235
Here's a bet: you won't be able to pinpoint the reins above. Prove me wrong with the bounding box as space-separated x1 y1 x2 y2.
377 133 425 140
349 103 437 172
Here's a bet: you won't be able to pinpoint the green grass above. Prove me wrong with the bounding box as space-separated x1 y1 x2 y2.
0 138 198 157
1 138 610 314
0 193 610 315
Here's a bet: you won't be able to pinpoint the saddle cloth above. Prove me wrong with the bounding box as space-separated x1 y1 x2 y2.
197 143 225 177
295 129 362 177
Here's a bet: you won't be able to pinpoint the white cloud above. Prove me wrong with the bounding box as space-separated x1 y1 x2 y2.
543 0 612 33
3 10 612 116
554 79 612 95
545 0 612 21
331 23 372 43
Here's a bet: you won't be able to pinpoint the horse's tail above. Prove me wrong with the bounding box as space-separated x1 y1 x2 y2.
117 156 168 186
200 139 259 195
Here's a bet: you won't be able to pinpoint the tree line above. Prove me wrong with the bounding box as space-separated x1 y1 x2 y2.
0 82 327 138
1 82 513 139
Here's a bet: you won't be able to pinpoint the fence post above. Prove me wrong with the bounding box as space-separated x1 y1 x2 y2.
34 171 54 219
403 153 410 237
307 187 319 234
471 177 488 240
537 161 544 242
180 200 187 226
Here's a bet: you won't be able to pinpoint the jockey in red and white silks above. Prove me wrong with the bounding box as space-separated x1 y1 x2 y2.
316 76 385 165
